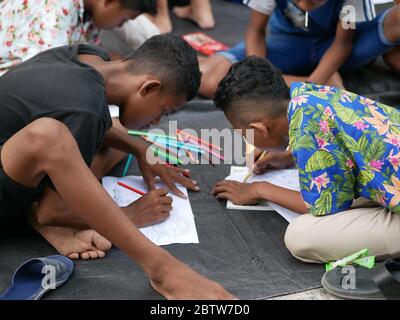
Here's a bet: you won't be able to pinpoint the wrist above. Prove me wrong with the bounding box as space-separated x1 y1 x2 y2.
144 250 181 282
253 182 271 201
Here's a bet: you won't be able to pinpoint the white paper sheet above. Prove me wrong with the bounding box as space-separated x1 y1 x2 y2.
102 176 199 246
373 0 392 4
226 166 273 211
225 167 301 222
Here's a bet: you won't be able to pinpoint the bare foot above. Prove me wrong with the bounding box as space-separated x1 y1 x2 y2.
145 13 172 34
30 213 112 260
173 3 215 29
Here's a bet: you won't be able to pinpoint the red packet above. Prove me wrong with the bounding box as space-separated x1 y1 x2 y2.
182 32 229 56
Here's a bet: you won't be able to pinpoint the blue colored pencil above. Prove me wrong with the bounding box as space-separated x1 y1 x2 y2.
148 137 205 153
122 154 133 177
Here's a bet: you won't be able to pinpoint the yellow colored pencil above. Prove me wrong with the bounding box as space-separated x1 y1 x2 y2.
243 151 268 183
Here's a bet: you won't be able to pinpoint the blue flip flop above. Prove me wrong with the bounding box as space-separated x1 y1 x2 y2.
0 255 73 300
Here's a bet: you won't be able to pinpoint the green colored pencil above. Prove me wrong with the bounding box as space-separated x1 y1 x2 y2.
128 130 177 140
151 146 183 165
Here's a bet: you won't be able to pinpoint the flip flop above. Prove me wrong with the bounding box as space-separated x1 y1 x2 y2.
0 255 73 300
322 258 400 300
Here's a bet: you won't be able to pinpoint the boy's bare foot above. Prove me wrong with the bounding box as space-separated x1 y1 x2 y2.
145 13 172 34
29 212 112 259
150 258 237 300
122 188 173 228
173 3 215 29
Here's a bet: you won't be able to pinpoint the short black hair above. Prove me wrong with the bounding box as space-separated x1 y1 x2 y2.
214 56 290 120
124 34 201 101
120 0 158 15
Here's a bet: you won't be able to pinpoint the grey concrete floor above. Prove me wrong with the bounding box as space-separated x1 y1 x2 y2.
269 288 342 300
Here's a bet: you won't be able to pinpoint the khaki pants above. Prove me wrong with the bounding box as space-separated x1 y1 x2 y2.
284 198 400 263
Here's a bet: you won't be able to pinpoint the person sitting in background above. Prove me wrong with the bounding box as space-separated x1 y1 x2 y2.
0 0 157 76
199 0 400 98
106 0 215 52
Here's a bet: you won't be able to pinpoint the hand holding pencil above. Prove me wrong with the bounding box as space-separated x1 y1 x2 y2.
243 150 268 183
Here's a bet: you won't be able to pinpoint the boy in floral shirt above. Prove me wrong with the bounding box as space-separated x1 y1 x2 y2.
213 57 400 264
0 0 157 76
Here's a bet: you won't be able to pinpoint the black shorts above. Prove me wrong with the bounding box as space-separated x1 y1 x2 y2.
0 145 43 226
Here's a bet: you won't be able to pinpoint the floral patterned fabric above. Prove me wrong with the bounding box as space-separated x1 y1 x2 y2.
288 82 400 216
0 0 98 76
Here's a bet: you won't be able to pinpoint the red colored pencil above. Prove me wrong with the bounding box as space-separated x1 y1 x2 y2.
117 182 146 196
177 130 222 151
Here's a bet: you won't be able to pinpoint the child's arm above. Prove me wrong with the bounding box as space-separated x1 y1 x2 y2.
213 180 309 214
307 22 355 85
245 10 270 58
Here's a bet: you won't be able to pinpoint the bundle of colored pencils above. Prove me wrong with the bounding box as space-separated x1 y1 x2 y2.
127 129 224 166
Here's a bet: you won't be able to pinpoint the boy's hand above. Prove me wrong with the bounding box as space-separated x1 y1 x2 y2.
212 181 263 205
150 255 237 300
138 154 200 199
253 150 294 174
124 188 173 228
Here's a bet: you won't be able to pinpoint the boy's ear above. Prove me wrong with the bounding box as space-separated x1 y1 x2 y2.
139 80 162 98
249 122 269 138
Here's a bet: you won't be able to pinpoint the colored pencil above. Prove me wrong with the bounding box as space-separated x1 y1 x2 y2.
243 151 268 183
150 146 183 165
183 137 225 161
117 182 146 196
177 129 222 151
122 154 133 177
177 133 199 164
142 136 180 157
148 136 205 154
128 130 177 140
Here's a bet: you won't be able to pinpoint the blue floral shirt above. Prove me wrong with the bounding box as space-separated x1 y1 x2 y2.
288 82 400 216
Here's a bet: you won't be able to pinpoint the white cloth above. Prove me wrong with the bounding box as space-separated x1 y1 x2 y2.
244 0 276 16
110 15 160 51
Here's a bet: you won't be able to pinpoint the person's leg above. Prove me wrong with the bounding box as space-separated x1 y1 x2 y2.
33 145 172 231
199 41 246 98
382 5 400 71
284 199 400 263
173 0 215 29
383 46 400 71
145 0 172 34
199 55 233 98
341 6 400 72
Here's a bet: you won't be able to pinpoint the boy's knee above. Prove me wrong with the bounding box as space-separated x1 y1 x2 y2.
27 118 77 158
284 216 318 262
199 56 231 98
384 5 400 42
